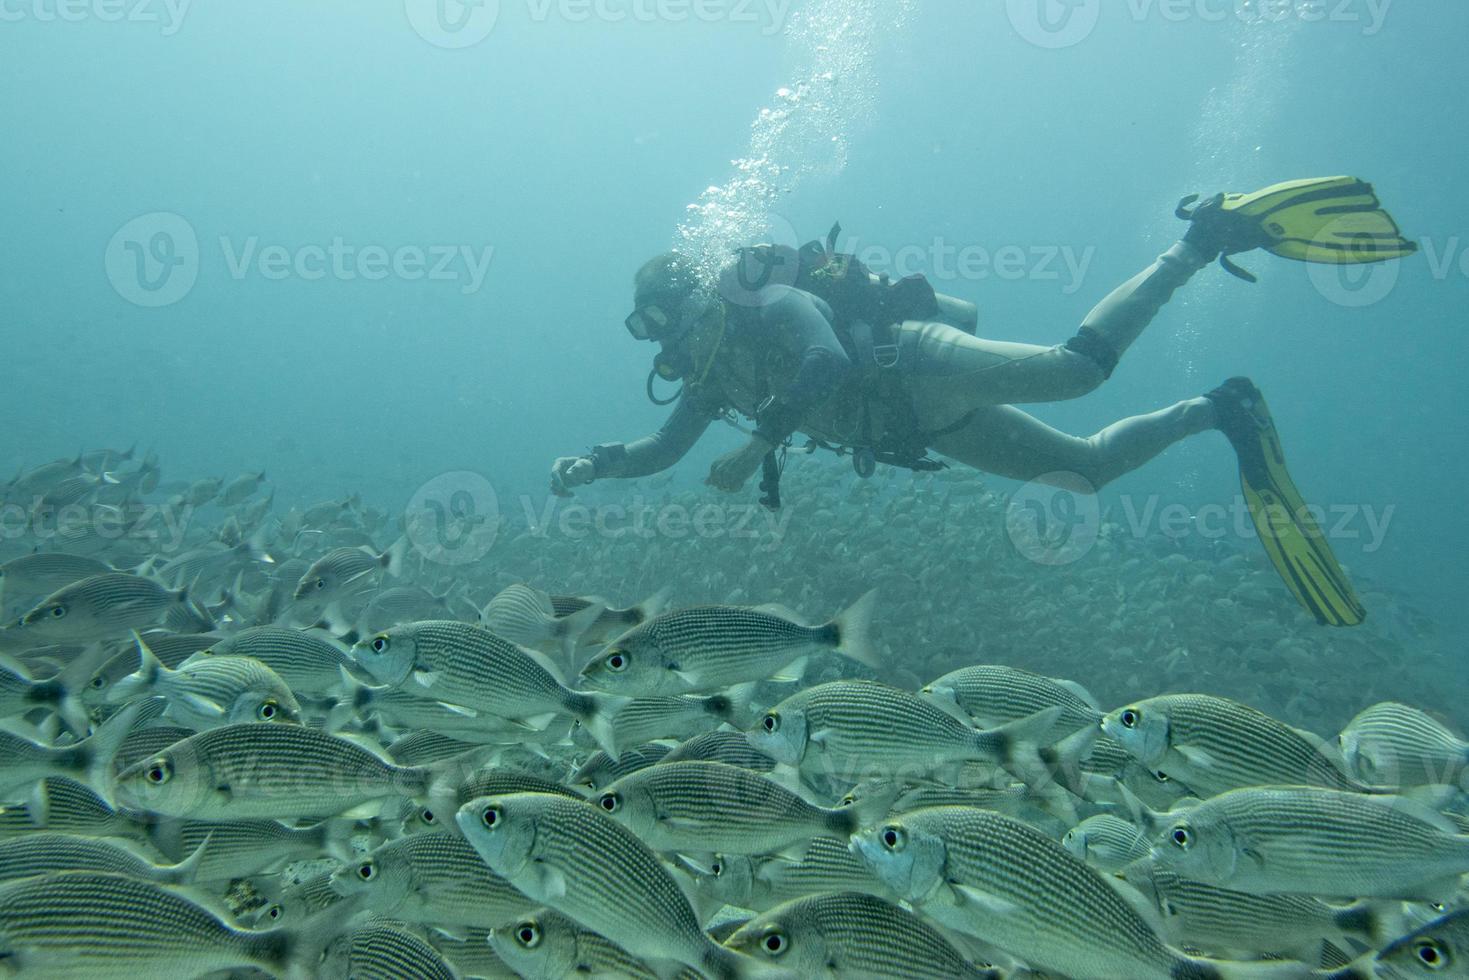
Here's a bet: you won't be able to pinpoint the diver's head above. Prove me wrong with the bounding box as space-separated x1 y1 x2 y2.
625 252 710 343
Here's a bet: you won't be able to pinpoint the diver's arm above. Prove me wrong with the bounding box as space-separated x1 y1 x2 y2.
1067 242 1212 376
748 286 853 446
586 395 715 481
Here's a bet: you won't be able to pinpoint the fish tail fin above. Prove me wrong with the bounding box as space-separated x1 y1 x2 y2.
85 700 144 807
711 681 759 727
982 705 1065 784
108 631 165 703
573 691 631 761
161 830 212 885
826 588 880 670
1033 721 1102 797
380 536 409 578
314 817 357 862
555 601 607 660
1333 899 1405 947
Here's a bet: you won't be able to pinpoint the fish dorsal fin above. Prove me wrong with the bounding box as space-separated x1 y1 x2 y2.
521 646 566 686
1053 678 1100 710
753 602 804 624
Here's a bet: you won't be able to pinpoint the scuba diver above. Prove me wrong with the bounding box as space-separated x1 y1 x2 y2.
550 177 1417 627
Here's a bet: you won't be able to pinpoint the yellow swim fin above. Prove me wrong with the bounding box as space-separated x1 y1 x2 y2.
1178 176 1417 282
1207 378 1366 627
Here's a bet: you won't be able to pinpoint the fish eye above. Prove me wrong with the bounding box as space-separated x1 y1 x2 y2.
710 860 723 876
1170 827 1192 849
90 675 106 689
420 808 436 824
515 921 541 948
257 700 278 721
605 651 628 672
314 578 326 590
1153 771 1170 783
481 804 502 828
1431 903 1447 913
49 605 67 619
265 905 282 921
598 792 621 813
371 635 389 654
356 862 376 881
1416 941 1446 969
760 928 788 956
145 760 172 785
762 712 780 733
1120 708 1140 728
881 826 905 851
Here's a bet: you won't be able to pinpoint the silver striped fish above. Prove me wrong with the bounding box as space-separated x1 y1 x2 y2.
0 700 140 801
481 582 604 661
852 805 1311 980
577 592 879 697
684 835 896 917
0 777 139 839
1339 701 1469 789
577 687 754 749
108 640 300 728
292 540 405 603
455 792 774 980
321 921 463 980
1063 813 1153 872
198 625 359 695
352 620 628 757
492 908 701 980
596 760 869 854
147 815 352 882
747 679 1061 785
0 832 203 886
113 722 441 819
1101 693 1367 797
724 891 1000 979
1369 908 1469 979
0 870 307 977
922 664 1102 738
570 742 670 792
329 831 534 928
249 870 345 927
18 573 187 643
1149 785 1469 901
1119 860 1399 961
664 728 777 771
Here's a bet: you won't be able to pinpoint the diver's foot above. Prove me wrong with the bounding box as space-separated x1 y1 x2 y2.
1203 376 1266 447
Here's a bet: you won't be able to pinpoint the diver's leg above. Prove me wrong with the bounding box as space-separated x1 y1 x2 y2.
907 243 1210 431
929 399 1216 490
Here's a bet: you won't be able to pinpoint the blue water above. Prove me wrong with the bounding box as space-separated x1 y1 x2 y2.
3 0 1465 642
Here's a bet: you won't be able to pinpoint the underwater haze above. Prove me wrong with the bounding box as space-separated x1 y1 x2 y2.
5 2 1469 977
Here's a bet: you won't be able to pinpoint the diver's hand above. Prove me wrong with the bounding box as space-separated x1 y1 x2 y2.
706 436 773 494
551 456 595 497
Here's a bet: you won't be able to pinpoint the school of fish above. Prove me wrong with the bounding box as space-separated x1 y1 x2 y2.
0 447 1466 979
